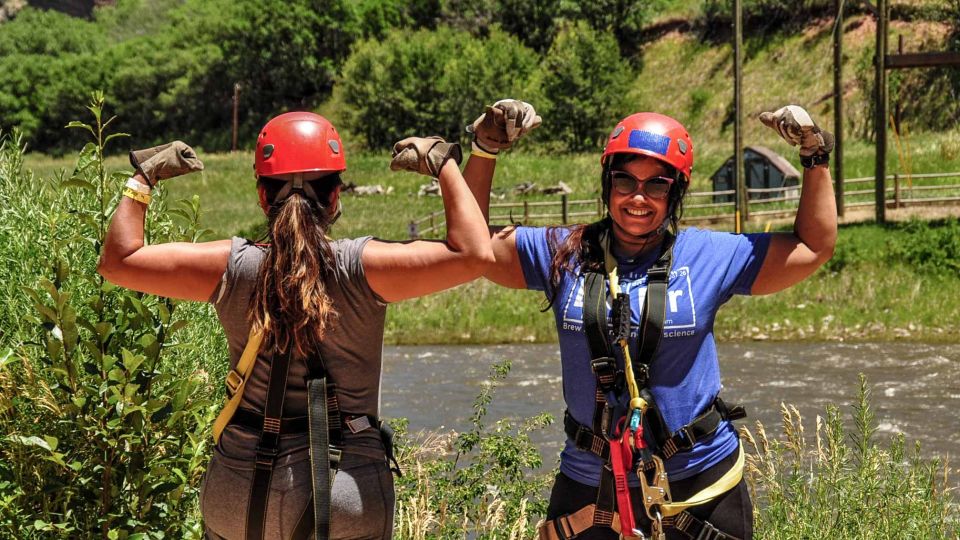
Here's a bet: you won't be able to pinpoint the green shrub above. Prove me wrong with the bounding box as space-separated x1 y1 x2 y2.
537 21 631 152
337 26 539 150
0 94 218 538
887 218 960 274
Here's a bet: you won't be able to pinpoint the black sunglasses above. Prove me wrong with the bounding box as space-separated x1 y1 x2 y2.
610 171 674 199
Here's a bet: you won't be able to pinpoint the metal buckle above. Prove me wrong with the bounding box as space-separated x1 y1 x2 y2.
345 415 372 434
225 370 243 396
329 447 343 470
639 455 672 521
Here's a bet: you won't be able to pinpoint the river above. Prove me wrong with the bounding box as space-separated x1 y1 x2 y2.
381 341 959 468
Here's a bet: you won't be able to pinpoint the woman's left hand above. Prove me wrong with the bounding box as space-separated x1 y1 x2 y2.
759 105 834 157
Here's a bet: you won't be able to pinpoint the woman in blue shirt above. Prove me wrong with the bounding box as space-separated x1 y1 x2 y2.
463 102 837 540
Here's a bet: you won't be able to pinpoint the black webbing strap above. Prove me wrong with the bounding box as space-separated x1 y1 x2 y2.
564 397 746 461
583 271 619 435
583 272 612 360
593 463 618 528
633 233 675 387
664 511 743 540
245 349 292 540
307 377 335 540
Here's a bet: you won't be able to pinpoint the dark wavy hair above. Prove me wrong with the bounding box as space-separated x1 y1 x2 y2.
544 155 688 307
249 175 343 359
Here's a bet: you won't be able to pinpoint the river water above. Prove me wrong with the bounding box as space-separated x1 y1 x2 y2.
381 341 959 468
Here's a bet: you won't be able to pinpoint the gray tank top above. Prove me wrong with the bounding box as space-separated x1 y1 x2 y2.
210 236 387 458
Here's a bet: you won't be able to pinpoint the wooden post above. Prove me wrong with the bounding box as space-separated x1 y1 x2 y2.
895 35 903 133
734 0 747 228
523 201 529 224
408 221 418 239
875 0 887 223
597 198 603 217
232 83 240 152
893 173 900 208
561 194 569 224
833 0 845 217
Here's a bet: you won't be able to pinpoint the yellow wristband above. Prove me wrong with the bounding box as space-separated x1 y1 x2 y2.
470 148 498 160
123 187 152 205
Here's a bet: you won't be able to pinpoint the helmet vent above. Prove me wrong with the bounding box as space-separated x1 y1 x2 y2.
611 126 625 139
677 139 688 155
262 144 275 159
328 140 340 154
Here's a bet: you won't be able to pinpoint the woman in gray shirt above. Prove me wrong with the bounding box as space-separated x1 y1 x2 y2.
98 112 496 539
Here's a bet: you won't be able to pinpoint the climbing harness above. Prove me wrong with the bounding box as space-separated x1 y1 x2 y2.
212 329 400 540
538 230 747 540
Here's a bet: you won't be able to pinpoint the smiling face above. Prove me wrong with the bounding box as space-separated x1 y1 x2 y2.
607 155 671 256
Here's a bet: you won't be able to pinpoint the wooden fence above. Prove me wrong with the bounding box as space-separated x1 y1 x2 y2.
408 171 960 238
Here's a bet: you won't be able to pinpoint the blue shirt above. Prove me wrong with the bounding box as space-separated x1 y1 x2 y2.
515 226 771 485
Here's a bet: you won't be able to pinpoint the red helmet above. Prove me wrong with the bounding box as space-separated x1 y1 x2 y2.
255 112 346 178
600 112 693 182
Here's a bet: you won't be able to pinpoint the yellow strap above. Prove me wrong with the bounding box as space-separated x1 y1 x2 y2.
122 187 152 205
470 148 498 160
601 233 642 406
212 328 264 444
659 443 745 517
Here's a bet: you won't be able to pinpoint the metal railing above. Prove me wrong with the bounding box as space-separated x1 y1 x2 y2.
408 171 960 238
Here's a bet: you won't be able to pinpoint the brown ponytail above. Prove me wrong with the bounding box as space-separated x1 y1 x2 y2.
249 177 341 359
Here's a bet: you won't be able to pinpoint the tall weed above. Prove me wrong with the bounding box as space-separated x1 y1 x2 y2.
745 374 957 539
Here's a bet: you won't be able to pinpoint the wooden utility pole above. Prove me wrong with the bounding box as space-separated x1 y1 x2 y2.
833 0 844 216
874 0 887 223
734 0 746 230
232 83 241 152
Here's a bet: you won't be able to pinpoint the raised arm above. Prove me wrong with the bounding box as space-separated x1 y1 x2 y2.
460 99 542 289
363 137 495 302
97 142 230 302
751 105 838 295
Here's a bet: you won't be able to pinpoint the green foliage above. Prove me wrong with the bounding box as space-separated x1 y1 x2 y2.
538 21 631 152
392 361 552 538
338 26 539 150
0 94 216 537
887 218 960 273
746 374 958 539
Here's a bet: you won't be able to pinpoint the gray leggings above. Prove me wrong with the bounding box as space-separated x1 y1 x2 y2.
201 449 395 539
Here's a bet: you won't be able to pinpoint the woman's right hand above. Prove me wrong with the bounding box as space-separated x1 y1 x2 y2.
389 136 462 177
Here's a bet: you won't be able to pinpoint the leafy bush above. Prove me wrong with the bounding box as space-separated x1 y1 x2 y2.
392 360 553 539
746 374 957 539
0 94 220 538
887 218 960 274
337 26 539 150
537 21 631 152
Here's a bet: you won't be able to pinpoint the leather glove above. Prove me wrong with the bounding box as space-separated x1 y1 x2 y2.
469 99 542 155
759 105 835 157
390 136 462 177
129 141 204 186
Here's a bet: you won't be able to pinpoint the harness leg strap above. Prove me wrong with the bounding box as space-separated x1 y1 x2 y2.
307 377 333 540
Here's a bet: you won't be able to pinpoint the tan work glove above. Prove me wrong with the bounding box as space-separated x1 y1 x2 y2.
129 141 204 186
759 105 835 157
468 99 542 155
390 136 462 177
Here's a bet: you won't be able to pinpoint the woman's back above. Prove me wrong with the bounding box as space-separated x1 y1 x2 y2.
213 235 388 459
